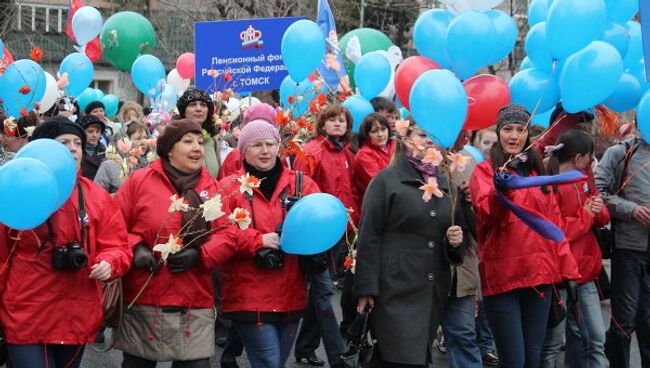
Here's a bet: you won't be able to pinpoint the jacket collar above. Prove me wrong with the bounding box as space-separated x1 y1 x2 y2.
234 165 294 204
395 150 450 191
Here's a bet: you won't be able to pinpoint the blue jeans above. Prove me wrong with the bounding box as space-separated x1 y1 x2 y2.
565 281 608 368
294 269 344 365
483 285 552 368
475 298 496 355
232 320 299 368
541 288 568 368
442 294 482 367
7 344 85 368
605 249 650 368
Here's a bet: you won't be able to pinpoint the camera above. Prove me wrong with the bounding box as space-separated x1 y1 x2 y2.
255 248 284 270
52 242 88 270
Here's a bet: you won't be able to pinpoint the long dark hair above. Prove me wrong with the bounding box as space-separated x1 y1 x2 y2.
490 131 546 176
546 129 594 176
358 113 391 147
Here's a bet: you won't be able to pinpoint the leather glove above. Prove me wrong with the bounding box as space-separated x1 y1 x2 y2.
494 171 509 192
167 247 200 273
133 243 159 272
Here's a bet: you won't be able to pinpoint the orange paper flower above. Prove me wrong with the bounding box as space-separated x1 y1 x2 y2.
419 177 444 203
19 86 31 95
29 47 43 62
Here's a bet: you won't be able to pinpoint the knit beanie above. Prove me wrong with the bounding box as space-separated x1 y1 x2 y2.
85 100 105 115
156 119 203 159
237 119 281 154
176 88 215 121
243 103 277 126
31 116 87 148
496 104 531 133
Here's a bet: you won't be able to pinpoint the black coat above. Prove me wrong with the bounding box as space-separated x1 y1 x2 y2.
81 143 106 180
353 151 469 365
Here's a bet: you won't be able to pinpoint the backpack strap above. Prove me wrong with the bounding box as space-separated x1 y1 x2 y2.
616 139 640 194
294 170 304 198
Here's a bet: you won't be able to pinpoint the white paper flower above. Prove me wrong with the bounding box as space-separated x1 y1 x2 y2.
153 234 182 263
238 173 261 197
228 207 251 230
168 194 190 213
201 194 226 222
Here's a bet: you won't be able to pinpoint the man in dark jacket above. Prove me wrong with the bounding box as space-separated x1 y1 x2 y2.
79 114 106 180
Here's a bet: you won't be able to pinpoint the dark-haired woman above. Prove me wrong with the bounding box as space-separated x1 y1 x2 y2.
469 104 580 368
542 129 609 368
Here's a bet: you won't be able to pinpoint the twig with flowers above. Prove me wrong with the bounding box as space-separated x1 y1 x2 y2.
105 136 158 181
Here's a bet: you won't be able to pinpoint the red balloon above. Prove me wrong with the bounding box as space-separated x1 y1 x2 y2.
463 74 511 131
176 52 195 79
395 56 440 110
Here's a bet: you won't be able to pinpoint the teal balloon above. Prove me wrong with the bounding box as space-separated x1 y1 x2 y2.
605 0 638 24
341 95 374 133
280 76 314 117
600 20 629 58
0 158 58 230
59 52 94 97
400 107 410 119
355 52 392 99
0 59 46 117
547 0 606 59
603 72 642 112
528 0 549 26
280 193 348 255
15 139 76 211
485 10 518 65
281 20 326 83
629 60 650 91
524 22 553 72
509 68 559 113
531 108 553 128
76 87 99 112
446 11 496 80
94 88 104 100
131 54 165 98
102 94 119 117
409 70 467 148
463 145 484 164
520 57 534 71
636 90 650 143
623 21 643 69
559 41 623 113
413 9 453 68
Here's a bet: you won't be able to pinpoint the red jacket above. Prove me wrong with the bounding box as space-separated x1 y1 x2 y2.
555 181 610 285
469 161 580 296
217 149 242 180
293 136 359 224
114 159 261 309
0 177 131 344
218 167 319 314
352 141 395 208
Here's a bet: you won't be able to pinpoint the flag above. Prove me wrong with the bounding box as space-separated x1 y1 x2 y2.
65 0 84 42
316 0 348 91
641 0 650 80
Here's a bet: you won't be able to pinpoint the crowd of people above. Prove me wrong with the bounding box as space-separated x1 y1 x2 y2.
0 85 649 368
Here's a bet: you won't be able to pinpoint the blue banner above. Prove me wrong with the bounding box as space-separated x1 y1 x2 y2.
642 0 650 80
195 17 303 93
316 0 348 92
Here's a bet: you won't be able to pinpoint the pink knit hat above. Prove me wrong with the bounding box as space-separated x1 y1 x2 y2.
238 119 281 154
243 103 277 125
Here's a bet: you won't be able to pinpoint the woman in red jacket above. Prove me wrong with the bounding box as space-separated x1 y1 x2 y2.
543 129 610 367
0 117 132 368
114 119 272 368
218 120 319 367
469 104 580 368
352 113 395 206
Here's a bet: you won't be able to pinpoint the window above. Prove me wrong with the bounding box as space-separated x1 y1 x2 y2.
15 3 68 33
92 80 113 95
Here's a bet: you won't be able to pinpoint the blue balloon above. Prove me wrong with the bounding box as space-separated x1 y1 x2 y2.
280 193 348 255
0 158 58 230
15 139 76 211
409 70 467 148
341 95 374 133
76 87 99 112
59 52 94 97
485 10 518 66
605 0 638 24
628 60 650 92
158 84 177 113
239 91 250 97
524 22 553 72
508 68 560 113
636 90 650 143
0 38 4 59
102 94 119 117
413 9 453 68
280 76 314 117
463 145 484 164
547 0 606 59
355 52 392 99
560 41 623 113
623 21 643 69
446 11 496 80
281 20 326 83
72 6 103 46
131 54 165 98
600 20 629 58
531 108 553 128
528 0 549 26
603 72 642 112
520 57 535 71
0 59 46 117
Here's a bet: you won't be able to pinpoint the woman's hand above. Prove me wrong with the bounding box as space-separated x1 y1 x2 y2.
447 226 463 247
89 260 112 281
262 233 280 250
590 196 604 214
357 296 375 314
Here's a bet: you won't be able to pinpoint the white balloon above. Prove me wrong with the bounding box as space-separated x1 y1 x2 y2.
225 97 241 123
72 6 102 46
167 68 190 94
239 96 261 108
443 0 472 14
38 72 59 113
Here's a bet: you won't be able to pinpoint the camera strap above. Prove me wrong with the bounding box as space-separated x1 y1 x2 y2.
295 171 303 198
77 183 87 248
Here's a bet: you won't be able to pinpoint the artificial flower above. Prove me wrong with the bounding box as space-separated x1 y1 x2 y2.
153 234 183 263
223 71 233 81
238 173 261 196
29 46 43 62
201 194 226 222
419 177 444 203
207 69 219 77
19 108 28 117
422 148 443 166
447 152 471 173
168 194 190 213
19 86 31 95
57 72 69 89
229 207 251 230
24 126 36 137
394 119 410 137
116 138 131 154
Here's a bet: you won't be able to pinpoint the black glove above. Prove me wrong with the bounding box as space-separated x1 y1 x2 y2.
167 247 200 273
133 243 159 272
494 171 509 192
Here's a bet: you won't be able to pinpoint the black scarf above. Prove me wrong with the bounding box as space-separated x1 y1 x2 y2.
243 158 283 200
162 159 210 247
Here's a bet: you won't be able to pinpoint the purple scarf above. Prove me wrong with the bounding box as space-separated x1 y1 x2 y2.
406 151 438 181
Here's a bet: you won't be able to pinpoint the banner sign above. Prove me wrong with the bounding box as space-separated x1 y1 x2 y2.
195 17 304 93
